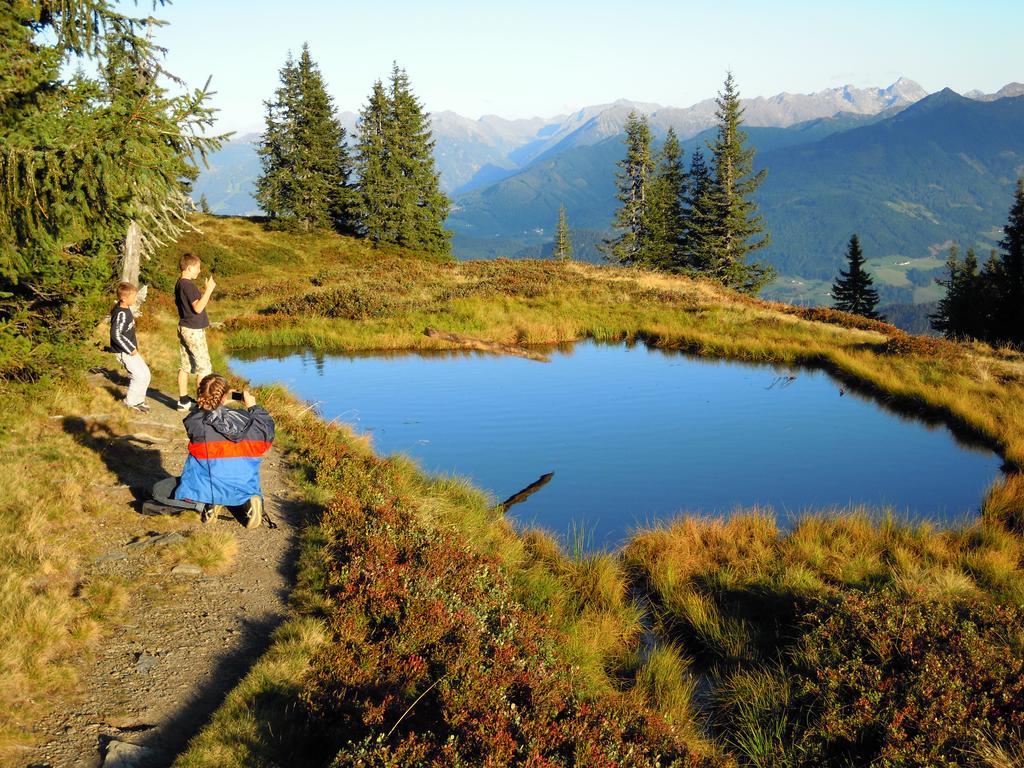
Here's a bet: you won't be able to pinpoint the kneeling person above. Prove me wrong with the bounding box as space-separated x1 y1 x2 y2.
159 373 275 527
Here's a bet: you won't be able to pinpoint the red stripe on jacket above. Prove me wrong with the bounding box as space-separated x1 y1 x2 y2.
188 440 272 460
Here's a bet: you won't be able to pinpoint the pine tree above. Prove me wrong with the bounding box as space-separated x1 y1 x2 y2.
0 1 221 380
831 234 881 318
385 64 451 254
256 53 300 227
645 128 687 271
707 72 774 293
604 111 654 266
553 204 573 260
256 44 354 233
199 194 211 214
680 147 719 272
994 177 1024 343
931 245 978 338
354 65 450 254
354 80 393 244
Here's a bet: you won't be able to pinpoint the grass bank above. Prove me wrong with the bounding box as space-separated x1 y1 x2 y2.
4 214 1023 765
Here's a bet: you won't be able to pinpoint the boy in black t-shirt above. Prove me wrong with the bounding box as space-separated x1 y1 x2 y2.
110 282 151 412
174 252 216 411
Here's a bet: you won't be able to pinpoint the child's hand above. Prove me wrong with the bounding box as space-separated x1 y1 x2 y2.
242 390 256 408
131 350 138 356
204 275 216 293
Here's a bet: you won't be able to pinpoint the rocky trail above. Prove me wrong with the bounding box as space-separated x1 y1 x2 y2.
25 370 305 768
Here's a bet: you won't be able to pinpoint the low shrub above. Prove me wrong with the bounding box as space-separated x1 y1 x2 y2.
792 306 899 335
785 590 1024 767
276 286 396 320
880 332 961 359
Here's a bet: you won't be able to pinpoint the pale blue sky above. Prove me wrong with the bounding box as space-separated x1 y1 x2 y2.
151 1 1023 133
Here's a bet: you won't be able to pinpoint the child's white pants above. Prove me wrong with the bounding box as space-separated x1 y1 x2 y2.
116 351 152 407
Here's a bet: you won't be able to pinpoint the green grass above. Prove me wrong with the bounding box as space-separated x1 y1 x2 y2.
7 214 1024 765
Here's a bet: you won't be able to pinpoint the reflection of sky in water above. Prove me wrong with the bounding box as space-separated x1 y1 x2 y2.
231 342 1003 548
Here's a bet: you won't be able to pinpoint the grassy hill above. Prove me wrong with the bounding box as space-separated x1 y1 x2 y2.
5 217 1024 765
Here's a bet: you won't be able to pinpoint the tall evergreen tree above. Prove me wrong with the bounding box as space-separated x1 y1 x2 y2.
680 147 719 272
934 181 1024 345
0 1 221 380
255 54 300 227
645 128 687 271
604 111 654 266
256 44 354 233
994 177 1024 343
976 249 1004 340
831 234 881 319
353 65 450 254
385 64 450 254
707 72 774 293
354 80 393 244
931 245 977 338
553 204 573 260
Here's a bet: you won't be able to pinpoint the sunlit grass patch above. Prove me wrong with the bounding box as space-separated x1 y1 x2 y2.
166 530 239 574
983 472 1024 533
0 372 148 752
173 617 330 768
633 642 699 730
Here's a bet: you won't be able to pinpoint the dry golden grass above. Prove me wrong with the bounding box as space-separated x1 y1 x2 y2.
974 733 1024 768
633 642 698 729
165 530 239 574
0 377 145 758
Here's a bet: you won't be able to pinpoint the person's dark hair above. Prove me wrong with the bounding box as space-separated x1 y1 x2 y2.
179 252 200 271
197 373 229 411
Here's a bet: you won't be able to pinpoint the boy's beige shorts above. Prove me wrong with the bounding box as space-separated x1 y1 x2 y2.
178 325 212 378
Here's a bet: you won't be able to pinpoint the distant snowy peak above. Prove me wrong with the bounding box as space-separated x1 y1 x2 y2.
736 78 928 128
965 82 1024 101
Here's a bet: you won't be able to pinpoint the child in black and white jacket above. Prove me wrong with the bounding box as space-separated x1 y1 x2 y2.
110 282 152 413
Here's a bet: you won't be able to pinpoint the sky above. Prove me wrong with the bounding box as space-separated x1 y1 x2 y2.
150 0 1024 134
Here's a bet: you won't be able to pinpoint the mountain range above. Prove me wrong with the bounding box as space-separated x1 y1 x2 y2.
192 79 1024 310
195 78 931 211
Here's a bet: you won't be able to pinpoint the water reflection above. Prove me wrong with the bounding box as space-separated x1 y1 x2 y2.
231 341 1003 547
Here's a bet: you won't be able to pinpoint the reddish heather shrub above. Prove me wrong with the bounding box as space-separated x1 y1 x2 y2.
880 333 961 359
792 306 899 335
787 590 1024 766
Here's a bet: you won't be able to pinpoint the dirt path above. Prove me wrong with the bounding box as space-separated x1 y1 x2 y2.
26 371 306 768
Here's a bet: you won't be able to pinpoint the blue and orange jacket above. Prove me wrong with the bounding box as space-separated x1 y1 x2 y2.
174 405 275 506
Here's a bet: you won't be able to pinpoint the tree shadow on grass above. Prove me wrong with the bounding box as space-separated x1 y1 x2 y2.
62 416 169 506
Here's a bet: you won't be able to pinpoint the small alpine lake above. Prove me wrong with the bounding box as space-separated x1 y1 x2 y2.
231 341 1004 548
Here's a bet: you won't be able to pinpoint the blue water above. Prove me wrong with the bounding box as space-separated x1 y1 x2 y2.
231 342 1003 547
